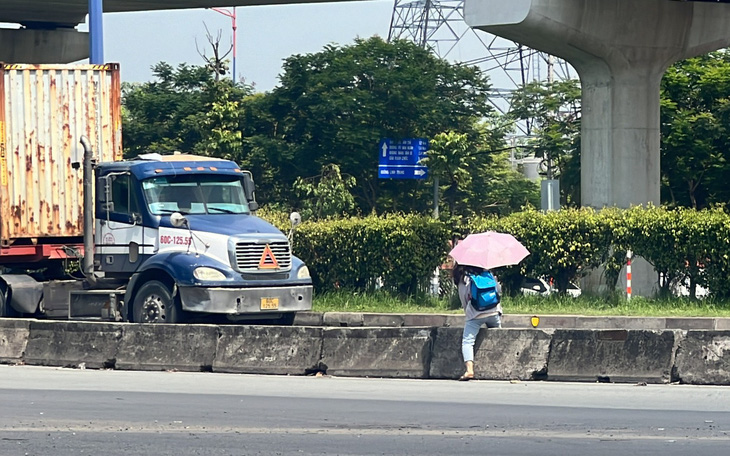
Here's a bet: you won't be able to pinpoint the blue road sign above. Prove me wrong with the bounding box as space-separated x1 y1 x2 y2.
378 138 429 179
378 165 428 179
378 138 428 165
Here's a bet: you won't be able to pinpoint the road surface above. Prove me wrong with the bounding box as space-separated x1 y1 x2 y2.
0 365 728 455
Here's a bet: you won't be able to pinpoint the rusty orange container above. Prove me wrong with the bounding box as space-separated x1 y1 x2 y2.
0 63 122 246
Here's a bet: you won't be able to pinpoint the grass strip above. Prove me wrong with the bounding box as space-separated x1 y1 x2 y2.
313 290 730 317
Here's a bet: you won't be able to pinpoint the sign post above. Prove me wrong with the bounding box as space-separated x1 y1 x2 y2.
378 138 437 294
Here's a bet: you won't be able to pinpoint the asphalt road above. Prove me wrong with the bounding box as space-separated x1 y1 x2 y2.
0 365 729 455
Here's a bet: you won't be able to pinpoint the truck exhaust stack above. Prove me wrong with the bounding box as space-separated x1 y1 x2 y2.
79 136 97 286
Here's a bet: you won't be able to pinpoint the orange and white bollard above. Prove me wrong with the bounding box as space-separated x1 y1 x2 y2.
626 250 633 300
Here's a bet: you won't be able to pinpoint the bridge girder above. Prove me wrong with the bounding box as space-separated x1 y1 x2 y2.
0 1 339 28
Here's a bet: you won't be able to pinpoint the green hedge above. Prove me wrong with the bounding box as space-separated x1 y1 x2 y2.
259 207 730 298
476 206 730 298
291 214 449 294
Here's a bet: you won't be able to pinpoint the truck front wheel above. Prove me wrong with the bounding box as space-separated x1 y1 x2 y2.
132 281 183 323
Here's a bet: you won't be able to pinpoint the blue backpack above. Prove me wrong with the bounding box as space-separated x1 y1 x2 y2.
468 271 500 311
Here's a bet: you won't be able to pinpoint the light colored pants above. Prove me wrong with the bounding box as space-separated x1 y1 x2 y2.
461 315 501 362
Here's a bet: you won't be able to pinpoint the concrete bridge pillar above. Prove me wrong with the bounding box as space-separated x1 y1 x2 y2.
0 28 89 64
465 0 730 295
466 0 730 208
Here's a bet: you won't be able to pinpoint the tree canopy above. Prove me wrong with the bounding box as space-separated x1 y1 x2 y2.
122 62 251 159
509 79 581 207
239 37 499 213
660 50 730 209
121 37 540 218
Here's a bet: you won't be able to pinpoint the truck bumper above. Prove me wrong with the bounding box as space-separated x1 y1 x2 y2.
178 285 313 315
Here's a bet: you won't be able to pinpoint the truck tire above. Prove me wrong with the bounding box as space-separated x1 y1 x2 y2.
0 284 18 318
132 280 183 324
257 313 296 326
278 313 296 326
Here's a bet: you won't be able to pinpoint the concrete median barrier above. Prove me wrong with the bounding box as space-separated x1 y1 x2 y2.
547 329 681 383
214 325 323 375
0 318 30 364
7 316 730 385
115 324 217 372
24 320 120 369
674 330 730 385
320 327 434 378
429 328 553 380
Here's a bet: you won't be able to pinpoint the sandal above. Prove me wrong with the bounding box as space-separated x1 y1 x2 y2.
458 373 474 381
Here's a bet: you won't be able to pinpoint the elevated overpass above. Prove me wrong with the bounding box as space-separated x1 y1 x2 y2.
2 0 730 62
0 0 340 63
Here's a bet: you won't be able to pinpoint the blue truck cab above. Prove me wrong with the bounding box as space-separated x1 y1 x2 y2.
91 153 313 324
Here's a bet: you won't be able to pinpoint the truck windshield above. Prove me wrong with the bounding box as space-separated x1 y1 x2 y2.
142 175 250 215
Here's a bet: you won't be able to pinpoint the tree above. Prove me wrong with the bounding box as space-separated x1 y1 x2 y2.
122 62 251 159
660 50 730 209
423 126 538 218
508 52 730 210
509 80 582 207
292 164 357 220
196 24 232 82
241 37 495 214
122 38 539 217
422 131 474 217
195 89 243 159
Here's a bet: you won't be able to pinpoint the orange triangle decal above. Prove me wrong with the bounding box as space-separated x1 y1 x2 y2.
258 244 279 269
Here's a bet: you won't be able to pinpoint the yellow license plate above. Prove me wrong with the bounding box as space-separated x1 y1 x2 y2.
260 297 279 310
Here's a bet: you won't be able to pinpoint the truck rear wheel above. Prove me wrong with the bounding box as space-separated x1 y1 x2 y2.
0 284 18 318
132 280 183 323
277 313 296 326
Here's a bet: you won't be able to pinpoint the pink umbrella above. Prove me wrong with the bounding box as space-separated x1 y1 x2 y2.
449 231 530 270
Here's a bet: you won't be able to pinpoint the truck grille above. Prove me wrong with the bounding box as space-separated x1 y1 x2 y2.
234 240 292 272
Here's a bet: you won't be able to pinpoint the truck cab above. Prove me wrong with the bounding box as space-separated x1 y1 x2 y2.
93 153 313 324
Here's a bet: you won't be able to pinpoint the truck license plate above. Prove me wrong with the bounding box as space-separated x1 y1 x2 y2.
260 297 279 310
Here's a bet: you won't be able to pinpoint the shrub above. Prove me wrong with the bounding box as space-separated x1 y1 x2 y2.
293 214 449 294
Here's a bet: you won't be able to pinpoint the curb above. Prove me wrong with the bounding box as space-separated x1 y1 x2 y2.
296 312 730 331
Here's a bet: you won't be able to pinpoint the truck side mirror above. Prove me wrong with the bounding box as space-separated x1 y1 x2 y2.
241 171 259 211
290 212 301 227
170 212 187 228
97 175 114 213
288 212 301 242
97 176 108 203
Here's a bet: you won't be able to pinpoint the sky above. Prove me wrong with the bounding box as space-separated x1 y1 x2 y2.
89 1 558 94
100 1 399 91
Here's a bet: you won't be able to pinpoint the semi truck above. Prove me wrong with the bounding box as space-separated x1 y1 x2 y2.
0 63 312 324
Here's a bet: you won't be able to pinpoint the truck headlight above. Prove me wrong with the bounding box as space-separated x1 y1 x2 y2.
297 266 310 279
193 267 226 281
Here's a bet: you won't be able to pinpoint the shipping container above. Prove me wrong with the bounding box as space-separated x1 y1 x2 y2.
0 63 122 246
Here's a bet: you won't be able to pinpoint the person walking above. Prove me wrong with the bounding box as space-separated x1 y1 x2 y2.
453 263 502 381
